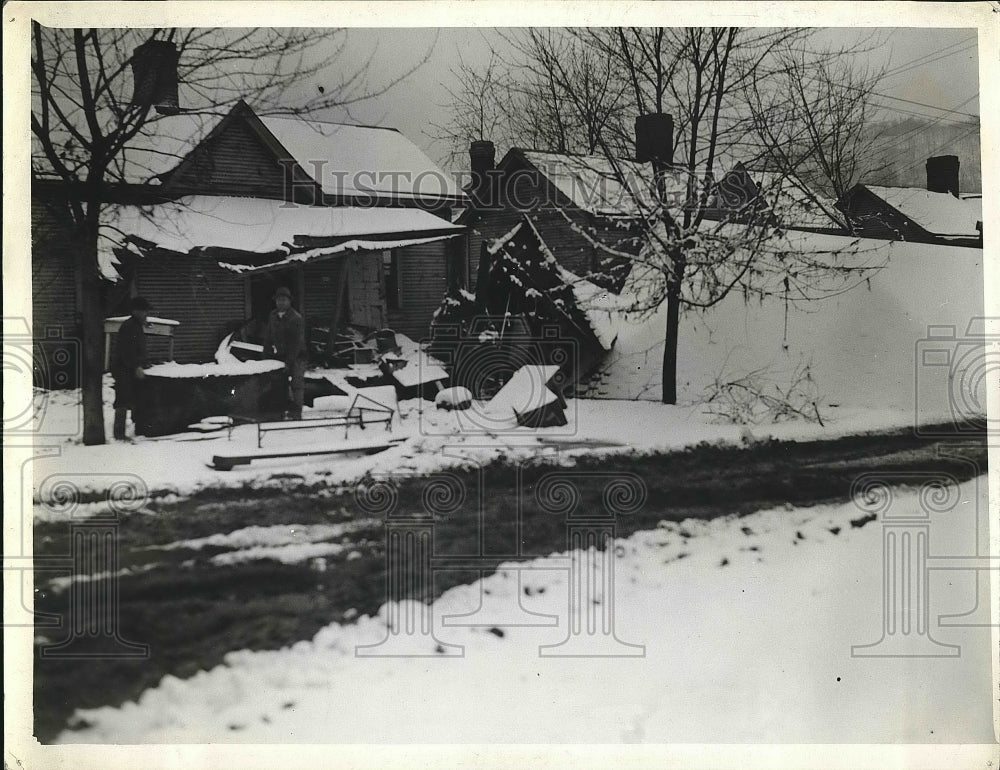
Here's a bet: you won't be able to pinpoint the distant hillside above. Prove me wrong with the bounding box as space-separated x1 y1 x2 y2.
863 118 981 193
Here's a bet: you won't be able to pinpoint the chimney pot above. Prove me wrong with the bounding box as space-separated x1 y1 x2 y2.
926 155 960 197
131 40 180 115
635 113 673 166
469 140 496 202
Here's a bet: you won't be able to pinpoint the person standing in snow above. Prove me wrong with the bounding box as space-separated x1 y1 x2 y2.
262 286 307 419
112 296 151 441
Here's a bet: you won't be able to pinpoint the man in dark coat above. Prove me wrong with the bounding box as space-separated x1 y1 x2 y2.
262 286 307 419
112 297 151 440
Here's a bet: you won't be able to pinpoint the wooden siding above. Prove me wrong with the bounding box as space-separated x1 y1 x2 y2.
302 258 348 329
31 197 78 338
132 255 246 364
166 116 317 202
388 240 452 341
346 253 386 331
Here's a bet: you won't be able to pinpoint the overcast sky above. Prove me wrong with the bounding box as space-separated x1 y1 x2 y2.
302 27 980 170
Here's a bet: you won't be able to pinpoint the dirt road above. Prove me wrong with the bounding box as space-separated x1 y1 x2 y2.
33 425 987 741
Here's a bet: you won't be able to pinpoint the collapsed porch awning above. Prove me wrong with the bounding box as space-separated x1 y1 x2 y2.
99 195 464 279
215 234 457 274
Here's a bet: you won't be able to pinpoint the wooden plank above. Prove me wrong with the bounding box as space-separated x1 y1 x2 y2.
212 437 405 471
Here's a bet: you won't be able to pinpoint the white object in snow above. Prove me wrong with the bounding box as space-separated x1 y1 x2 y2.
387 360 449 389
435 386 473 411
486 365 560 418
214 333 240 365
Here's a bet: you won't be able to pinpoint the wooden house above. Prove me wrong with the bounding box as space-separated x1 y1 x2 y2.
835 155 983 247
33 81 466 381
704 163 847 234
457 115 679 295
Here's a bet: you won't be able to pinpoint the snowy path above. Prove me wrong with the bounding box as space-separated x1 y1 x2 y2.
57 476 994 744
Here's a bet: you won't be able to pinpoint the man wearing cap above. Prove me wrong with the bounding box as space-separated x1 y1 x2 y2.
262 286 307 419
112 297 151 441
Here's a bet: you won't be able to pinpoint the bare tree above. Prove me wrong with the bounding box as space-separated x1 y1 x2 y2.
443 27 888 405
747 34 892 219
32 25 433 444
434 29 631 163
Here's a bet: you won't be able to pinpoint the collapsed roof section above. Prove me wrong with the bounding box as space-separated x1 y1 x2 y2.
99 195 464 279
478 215 622 352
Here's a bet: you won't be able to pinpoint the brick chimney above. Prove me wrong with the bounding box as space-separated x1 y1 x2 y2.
926 155 960 198
131 40 180 115
635 113 673 166
469 140 496 203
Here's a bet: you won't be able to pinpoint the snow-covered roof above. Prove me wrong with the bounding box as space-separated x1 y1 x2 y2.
259 116 464 202
99 195 463 278
32 111 227 185
751 172 846 230
960 194 983 226
35 103 464 206
863 185 981 238
520 150 683 217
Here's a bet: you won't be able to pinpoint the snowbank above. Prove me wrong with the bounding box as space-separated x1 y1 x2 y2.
585 237 985 411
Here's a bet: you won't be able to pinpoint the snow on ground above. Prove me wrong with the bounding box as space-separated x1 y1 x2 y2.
146 520 379 567
585 237 985 409
57 475 993 744
29 373 924 512
149 521 374 553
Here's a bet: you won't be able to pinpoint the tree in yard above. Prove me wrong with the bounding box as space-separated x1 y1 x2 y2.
31 26 433 444
442 27 888 404
746 33 892 222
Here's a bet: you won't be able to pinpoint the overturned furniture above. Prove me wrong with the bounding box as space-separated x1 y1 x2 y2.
484 364 568 428
210 387 398 470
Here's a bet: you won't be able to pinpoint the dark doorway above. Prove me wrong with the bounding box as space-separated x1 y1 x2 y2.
249 270 298 324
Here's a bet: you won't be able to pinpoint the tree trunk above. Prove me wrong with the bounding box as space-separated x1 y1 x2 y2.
78 210 106 445
660 279 681 405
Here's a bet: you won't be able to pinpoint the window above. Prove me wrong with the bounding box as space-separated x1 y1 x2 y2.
383 250 401 310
